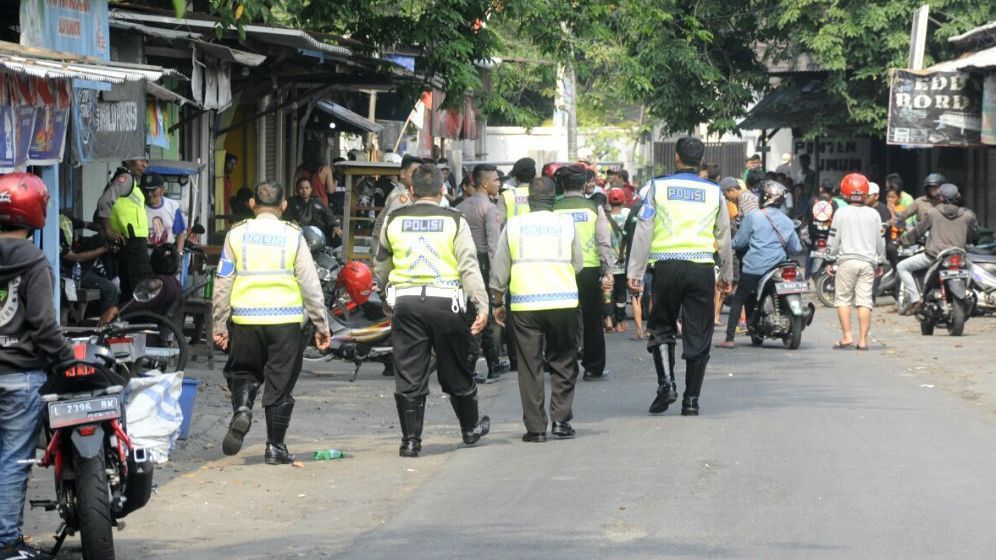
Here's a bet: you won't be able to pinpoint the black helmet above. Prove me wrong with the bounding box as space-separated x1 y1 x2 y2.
302 225 326 253
150 243 179 275
924 173 946 187
761 180 787 208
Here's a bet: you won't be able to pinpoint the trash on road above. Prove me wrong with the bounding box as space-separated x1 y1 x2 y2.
313 449 350 460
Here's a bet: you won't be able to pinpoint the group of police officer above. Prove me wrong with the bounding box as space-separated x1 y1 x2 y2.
205 135 731 463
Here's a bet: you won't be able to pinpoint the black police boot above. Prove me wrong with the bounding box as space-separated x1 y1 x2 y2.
681 396 700 416
395 394 425 457
648 345 678 414
223 380 260 456
450 390 490 445
264 401 296 465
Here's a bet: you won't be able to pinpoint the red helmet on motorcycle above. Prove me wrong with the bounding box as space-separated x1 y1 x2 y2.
337 261 373 305
840 173 869 203
0 173 50 230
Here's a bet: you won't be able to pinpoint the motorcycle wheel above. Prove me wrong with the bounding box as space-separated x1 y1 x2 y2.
301 322 330 363
814 274 835 308
948 299 968 336
783 316 803 350
920 319 935 336
74 452 115 560
120 311 189 374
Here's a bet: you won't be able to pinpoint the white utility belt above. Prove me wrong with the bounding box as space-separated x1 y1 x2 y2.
387 285 466 313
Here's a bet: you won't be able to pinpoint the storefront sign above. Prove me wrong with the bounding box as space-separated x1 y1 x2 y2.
888 69 983 146
73 81 146 162
793 138 872 190
983 74 996 146
19 0 110 60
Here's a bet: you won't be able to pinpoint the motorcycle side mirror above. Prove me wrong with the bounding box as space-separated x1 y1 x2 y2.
133 278 164 303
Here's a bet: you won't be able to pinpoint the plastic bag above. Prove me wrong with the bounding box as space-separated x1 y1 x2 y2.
124 370 184 464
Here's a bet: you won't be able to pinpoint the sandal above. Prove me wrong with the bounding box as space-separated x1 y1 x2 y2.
833 340 854 349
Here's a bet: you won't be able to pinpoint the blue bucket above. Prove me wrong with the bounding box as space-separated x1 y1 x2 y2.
178 377 201 440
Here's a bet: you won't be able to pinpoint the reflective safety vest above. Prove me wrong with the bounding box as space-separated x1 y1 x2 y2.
647 173 722 264
109 171 149 238
385 204 461 288
501 185 531 222
507 211 578 312
229 218 305 325
553 196 599 268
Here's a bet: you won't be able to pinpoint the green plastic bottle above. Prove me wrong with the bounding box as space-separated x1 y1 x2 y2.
312 449 349 460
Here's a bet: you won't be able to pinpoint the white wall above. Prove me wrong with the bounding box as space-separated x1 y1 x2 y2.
482 126 639 171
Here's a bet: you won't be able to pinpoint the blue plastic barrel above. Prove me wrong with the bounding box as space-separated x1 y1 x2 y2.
178 377 201 440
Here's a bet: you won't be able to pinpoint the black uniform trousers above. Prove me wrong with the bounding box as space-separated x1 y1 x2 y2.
117 237 153 304
393 295 475 399
511 307 578 433
576 267 606 375
649 260 716 397
467 253 500 368
724 273 762 342
224 322 306 408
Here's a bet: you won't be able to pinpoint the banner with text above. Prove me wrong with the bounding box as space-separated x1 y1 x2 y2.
887 69 983 146
73 81 146 163
794 138 872 190
20 0 110 60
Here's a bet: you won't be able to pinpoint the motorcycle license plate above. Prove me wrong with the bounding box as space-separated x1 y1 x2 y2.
940 269 970 280
775 281 809 295
48 395 121 429
810 251 826 259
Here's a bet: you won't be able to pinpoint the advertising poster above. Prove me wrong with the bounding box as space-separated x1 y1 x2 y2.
19 0 110 60
887 69 983 146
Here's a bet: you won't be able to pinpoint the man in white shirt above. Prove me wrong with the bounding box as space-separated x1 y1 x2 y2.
142 173 188 252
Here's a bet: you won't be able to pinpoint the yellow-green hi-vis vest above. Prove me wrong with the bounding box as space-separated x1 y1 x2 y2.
501 185 531 221
507 211 578 312
553 196 600 268
228 218 305 325
109 172 149 238
385 205 462 288
644 174 722 264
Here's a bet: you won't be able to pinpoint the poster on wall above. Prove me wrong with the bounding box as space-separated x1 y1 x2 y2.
887 69 982 146
73 81 146 163
794 138 872 190
19 0 110 60
983 74 996 146
28 79 71 165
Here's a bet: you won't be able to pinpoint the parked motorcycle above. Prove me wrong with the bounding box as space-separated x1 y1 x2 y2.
747 261 816 350
26 341 155 559
811 248 836 308
912 248 975 336
967 246 996 315
300 227 393 381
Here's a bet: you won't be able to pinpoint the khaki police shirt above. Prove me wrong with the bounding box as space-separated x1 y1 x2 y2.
95 168 135 220
370 182 413 256
373 201 489 313
212 213 330 336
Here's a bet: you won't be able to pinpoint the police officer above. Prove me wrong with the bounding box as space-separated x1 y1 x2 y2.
94 158 153 302
553 165 615 381
212 181 331 465
374 164 491 458
491 177 584 441
497 157 536 226
371 154 422 255
627 137 733 416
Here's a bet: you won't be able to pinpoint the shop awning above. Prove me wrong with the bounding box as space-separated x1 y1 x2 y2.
147 81 198 106
109 20 266 67
315 100 383 134
927 44 996 72
0 41 165 84
738 77 838 131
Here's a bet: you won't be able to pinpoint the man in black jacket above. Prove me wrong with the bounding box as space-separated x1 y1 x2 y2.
0 173 73 560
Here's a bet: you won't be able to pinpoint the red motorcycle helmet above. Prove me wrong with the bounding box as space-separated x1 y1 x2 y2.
840 173 869 203
607 188 627 206
337 261 373 305
0 173 49 230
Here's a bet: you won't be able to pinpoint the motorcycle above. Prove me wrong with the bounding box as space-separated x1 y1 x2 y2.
301 238 394 382
912 248 975 336
747 261 816 350
810 239 836 308
26 340 155 559
967 246 996 315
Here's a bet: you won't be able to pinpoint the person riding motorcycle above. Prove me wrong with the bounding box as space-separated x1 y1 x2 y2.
891 173 945 226
897 183 978 315
717 181 802 348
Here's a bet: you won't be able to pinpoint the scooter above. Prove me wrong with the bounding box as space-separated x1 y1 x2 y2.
26 343 155 559
912 248 975 336
302 241 393 382
967 246 996 315
747 261 816 350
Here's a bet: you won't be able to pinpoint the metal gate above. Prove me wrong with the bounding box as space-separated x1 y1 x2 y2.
653 141 747 179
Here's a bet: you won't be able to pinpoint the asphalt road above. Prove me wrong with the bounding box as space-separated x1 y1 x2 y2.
33 311 996 558
338 315 996 559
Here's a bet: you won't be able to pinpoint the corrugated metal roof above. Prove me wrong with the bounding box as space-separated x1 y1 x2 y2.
0 40 176 82
147 81 197 106
949 21 996 49
926 44 996 72
315 100 383 133
111 19 266 67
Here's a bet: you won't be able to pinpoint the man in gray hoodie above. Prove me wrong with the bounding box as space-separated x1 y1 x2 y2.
899 183 977 314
